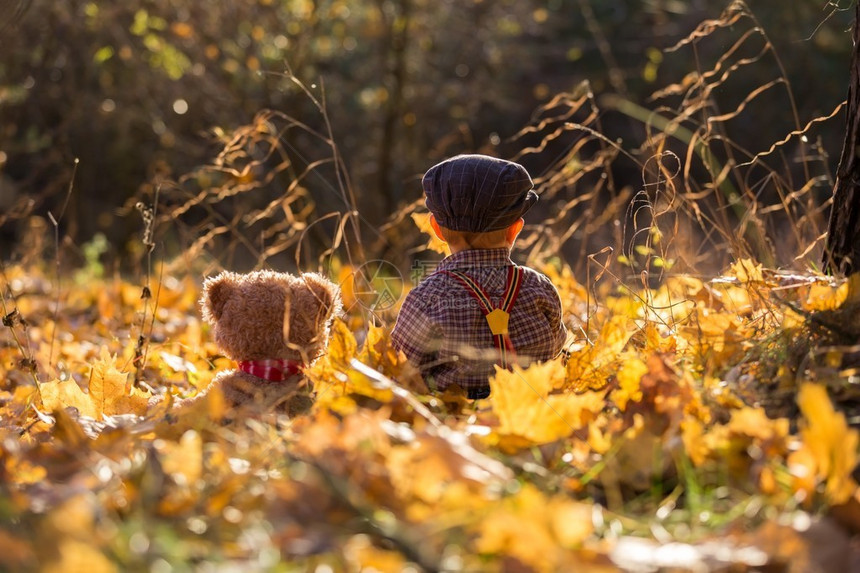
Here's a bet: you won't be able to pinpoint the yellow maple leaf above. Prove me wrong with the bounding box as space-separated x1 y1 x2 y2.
0 385 38 419
782 307 806 330
804 281 849 312
566 315 636 391
681 418 710 467
410 212 450 255
802 272 860 312
89 349 151 416
610 354 648 410
646 276 702 327
43 541 116 573
728 258 764 284
40 348 150 419
787 444 818 504
325 318 358 370
548 497 594 547
40 378 98 419
475 485 559 571
309 320 397 409
681 308 746 372
664 275 706 298
490 361 605 448
682 408 789 481
713 283 754 315
152 275 199 312
587 423 613 455
4 455 47 485
358 324 426 392
643 321 677 354
358 324 402 375
475 484 592 571
386 433 504 521
726 407 789 447
336 264 358 311
40 495 116 573
387 442 458 508
689 310 740 346
157 430 203 485
797 383 859 505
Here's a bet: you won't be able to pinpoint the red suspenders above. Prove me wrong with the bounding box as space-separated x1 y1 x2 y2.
441 265 524 369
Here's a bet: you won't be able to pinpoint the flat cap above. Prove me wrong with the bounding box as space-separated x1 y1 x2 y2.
422 154 538 233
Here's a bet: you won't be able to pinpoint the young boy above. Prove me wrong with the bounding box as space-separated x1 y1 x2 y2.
392 154 567 399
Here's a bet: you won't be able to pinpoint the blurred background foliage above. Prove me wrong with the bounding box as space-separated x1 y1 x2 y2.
0 0 853 274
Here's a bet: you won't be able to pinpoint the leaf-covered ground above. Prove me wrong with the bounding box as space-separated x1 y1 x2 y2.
2 259 860 572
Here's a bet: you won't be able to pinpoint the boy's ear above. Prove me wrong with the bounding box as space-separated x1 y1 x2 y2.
505 218 524 244
201 272 238 324
429 214 447 242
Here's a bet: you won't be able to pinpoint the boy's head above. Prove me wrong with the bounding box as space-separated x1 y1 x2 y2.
422 154 537 240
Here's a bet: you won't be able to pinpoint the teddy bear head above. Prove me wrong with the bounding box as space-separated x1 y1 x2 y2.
200 270 341 365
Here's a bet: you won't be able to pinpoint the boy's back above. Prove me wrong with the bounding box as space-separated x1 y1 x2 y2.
392 246 566 396
391 152 566 398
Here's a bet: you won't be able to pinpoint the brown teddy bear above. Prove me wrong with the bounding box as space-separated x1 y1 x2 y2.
167 269 341 419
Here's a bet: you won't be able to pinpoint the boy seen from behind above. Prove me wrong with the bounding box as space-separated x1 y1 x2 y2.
391 154 567 399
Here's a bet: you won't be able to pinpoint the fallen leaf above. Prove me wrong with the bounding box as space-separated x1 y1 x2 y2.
410 212 450 255
610 354 648 410
797 383 859 505
40 378 97 419
566 315 636 391
490 361 605 449
729 258 764 284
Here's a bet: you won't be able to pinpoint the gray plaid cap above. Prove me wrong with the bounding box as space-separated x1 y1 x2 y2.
422 154 538 232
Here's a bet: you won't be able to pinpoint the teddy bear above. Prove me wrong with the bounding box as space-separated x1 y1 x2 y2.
167 269 341 419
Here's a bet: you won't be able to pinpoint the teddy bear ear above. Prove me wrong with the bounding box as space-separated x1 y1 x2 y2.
298 272 342 323
200 272 238 323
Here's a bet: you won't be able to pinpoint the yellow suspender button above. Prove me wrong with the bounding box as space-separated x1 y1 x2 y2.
485 308 510 336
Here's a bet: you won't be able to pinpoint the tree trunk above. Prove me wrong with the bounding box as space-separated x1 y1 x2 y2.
375 0 412 217
825 3 860 276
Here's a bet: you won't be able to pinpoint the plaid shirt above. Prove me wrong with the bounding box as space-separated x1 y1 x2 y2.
391 248 566 393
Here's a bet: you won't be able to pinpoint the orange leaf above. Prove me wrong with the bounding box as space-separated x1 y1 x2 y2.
410 212 450 255
89 348 151 416
797 383 859 504
610 355 648 410
490 361 605 448
40 378 98 419
728 258 764 284
156 430 203 485
476 484 592 570
566 315 636 391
